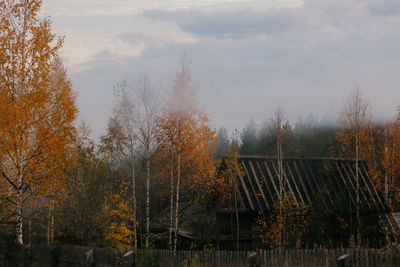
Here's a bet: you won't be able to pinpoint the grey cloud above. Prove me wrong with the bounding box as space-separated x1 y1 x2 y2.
143 8 306 37
367 0 400 16
72 24 400 137
66 0 400 137
142 0 400 39
118 32 174 46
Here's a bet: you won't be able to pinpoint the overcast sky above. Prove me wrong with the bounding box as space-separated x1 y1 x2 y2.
41 0 400 138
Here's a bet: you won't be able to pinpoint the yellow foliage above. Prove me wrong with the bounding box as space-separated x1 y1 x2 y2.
215 144 243 206
156 64 218 202
0 0 77 242
256 195 309 249
102 192 136 249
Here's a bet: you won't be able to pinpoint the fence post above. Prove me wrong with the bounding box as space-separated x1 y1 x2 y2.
263 249 266 265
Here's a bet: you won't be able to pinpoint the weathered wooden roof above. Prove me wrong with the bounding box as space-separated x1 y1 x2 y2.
234 156 388 213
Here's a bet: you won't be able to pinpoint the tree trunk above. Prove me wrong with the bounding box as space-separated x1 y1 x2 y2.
169 151 174 250
277 132 284 248
234 180 239 251
145 154 150 248
47 201 54 245
173 154 181 253
47 208 50 245
50 200 54 245
16 175 23 245
132 156 137 253
29 217 32 246
355 132 360 247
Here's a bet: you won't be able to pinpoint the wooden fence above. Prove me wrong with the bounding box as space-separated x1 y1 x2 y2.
150 248 400 266
1 243 400 266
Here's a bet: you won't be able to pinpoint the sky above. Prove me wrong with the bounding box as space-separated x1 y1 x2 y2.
41 0 400 138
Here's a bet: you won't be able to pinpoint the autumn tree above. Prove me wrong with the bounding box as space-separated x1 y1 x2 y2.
388 107 400 209
55 125 106 246
256 194 309 249
106 80 139 250
157 60 217 252
55 124 135 248
267 107 293 247
109 75 161 249
132 75 161 248
216 131 242 250
336 88 371 246
271 107 286 205
0 0 77 244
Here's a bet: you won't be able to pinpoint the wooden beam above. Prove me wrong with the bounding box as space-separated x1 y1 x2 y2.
357 163 378 208
236 162 255 210
285 160 305 204
290 160 312 204
263 160 281 201
326 161 350 206
255 160 275 208
293 160 317 202
270 159 298 204
239 155 368 162
342 161 371 209
249 160 270 210
360 164 386 211
242 160 263 210
308 160 334 206
334 161 357 208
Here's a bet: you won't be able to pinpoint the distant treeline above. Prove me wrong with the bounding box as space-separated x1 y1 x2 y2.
216 116 337 158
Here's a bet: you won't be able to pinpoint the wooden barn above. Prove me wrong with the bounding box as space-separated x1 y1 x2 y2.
151 156 398 249
217 156 398 248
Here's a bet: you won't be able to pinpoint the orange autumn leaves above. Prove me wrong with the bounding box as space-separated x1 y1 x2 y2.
390 108 400 208
0 0 77 244
156 63 217 202
335 90 400 210
155 62 217 251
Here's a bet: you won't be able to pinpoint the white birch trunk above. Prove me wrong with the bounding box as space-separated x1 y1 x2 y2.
355 132 360 247
132 156 137 252
16 174 23 245
234 180 239 251
173 154 181 253
169 152 174 250
50 200 54 245
145 154 150 248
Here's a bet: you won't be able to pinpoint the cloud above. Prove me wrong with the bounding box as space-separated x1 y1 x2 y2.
71 21 400 136
118 31 196 47
52 0 400 136
142 0 400 39
143 8 306 37
367 0 400 17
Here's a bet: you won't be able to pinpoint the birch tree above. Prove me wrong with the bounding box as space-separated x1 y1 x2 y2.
157 61 216 252
111 75 161 249
387 107 400 209
269 106 288 248
271 107 286 204
216 133 242 250
108 80 138 250
0 0 77 244
132 75 161 248
337 88 371 246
